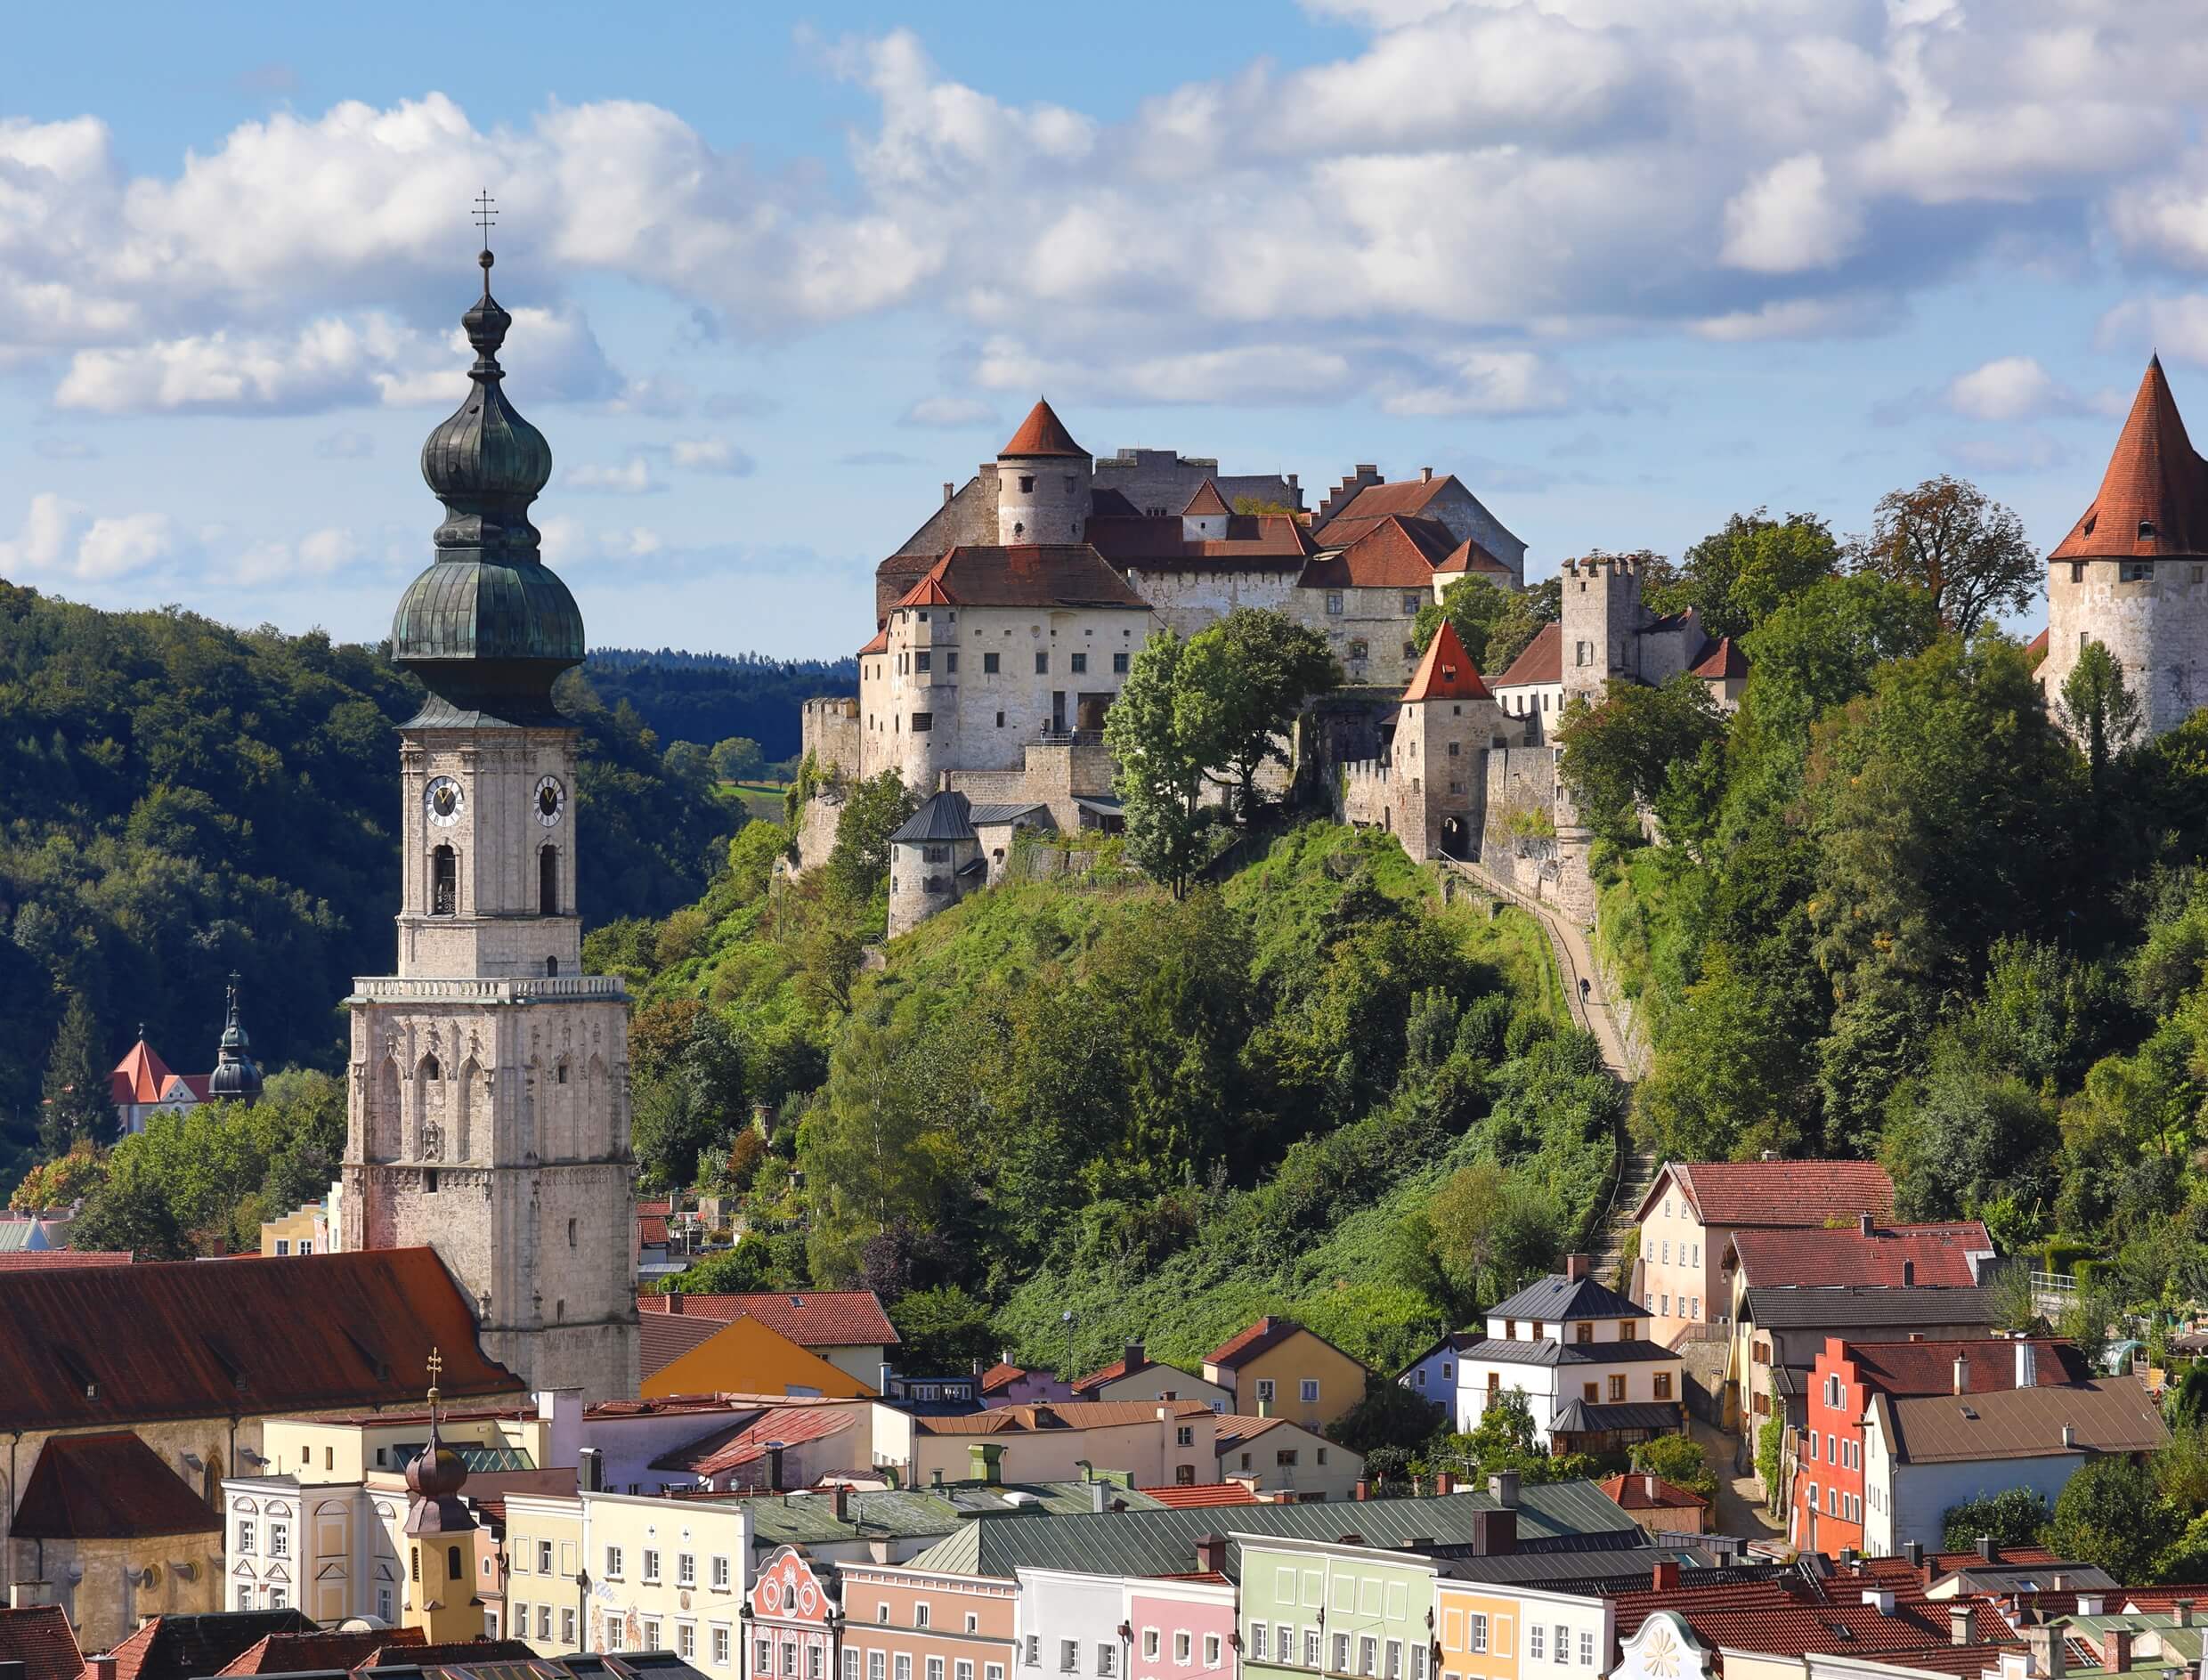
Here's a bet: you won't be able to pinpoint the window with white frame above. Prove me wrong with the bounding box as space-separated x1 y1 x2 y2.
539 1607 552 1642
539 1540 555 1573
679 1552 696 1587
1255 1379 1276 1404
1251 1627 1269 1662
959 1664 975 1680
897 1657 913 1680
269 1522 289 1557
1098 1648 1116 1678
714 1627 733 1668
872 1653 888 1680
759 1642 775 1673
929 1660 946 1680
1469 1616 1488 1655
605 1545 624 1579
1061 1642 1079 1673
1175 1635 1192 1666
238 1519 256 1554
642 1620 662 1652
1360 1637 1377 1676
916 1606 931 1629
1386 1640 1402 1679
786 1642 801 1675
713 1554 732 1590
1334 1635 1351 1671
1553 1625 1568 1664
679 1626 697 1660
843 1653 859 1680
813 1649 825 1679
989 1668 1006 1680
1305 1630 1321 1667
644 1548 662 1584
1579 1633 1595 1666
564 1609 578 1648
1144 1633 1161 1662
1530 1627 1545 1662
1205 1638 1222 1669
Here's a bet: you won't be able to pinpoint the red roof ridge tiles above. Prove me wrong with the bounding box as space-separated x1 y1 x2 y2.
1401 621 1492 703
1135 1484 1262 1508
1206 1316 1342 1368
0 1251 134 1270
635 1288 897 1346
1001 399 1087 460
1182 480 1231 517
858 628 889 657
2054 356 2208 560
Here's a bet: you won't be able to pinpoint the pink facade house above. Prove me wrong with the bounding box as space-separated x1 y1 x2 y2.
980 1362 1075 1408
751 1546 841 1680
1125 1561 1238 1680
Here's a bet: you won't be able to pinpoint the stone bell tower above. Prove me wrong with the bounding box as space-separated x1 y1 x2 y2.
339 226 639 1402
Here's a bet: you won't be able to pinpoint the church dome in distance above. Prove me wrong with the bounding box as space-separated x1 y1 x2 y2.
207 972 263 1103
393 239 584 726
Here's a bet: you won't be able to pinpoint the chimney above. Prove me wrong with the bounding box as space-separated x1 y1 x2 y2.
1124 1343 1145 1374
1977 1535 1997 1562
1860 1213 1873 1237
1489 1472 1520 1508
943 483 954 505
1644 1473 1659 1502
1564 1254 1590 1282
1902 1259 1915 1287
1257 1398 1272 1419
1761 1149 1777 1161
1862 1590 1896 1616
1904 1540 1924 1569
578 1447 604 1494
1953 1352 1970 1394
1419 467 1433 484
1353 1480 1369 1502
2026 1627 2066 1680
832 1483 851 1522
2175 1601 2195 1628
766 1445 787 1493
1652 1561 1680 1592
88 1660 117 1680
1433 1472 1454 1497
970 1442 1004 1485
666 1292 683 1314
1091 1481 1108 1515
2017 1342 2037 1389
1473 1508 1516 1556
2061 1424 2075 1449
6 1585 46 1610
1951 1607 1972 1647
2103 1632 2133 1675
1287 473 1300 492
1195 1535 1228 1575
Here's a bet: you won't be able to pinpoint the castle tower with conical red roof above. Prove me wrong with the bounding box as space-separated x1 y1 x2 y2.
1388 621 1513 862
2044 355 2208 736
996 398 1091 545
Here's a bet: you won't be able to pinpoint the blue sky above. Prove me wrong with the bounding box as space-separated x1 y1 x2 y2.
5 0 2208 657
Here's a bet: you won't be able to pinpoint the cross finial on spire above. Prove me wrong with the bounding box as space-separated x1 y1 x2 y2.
473 191 498 297
426 1345 444 1407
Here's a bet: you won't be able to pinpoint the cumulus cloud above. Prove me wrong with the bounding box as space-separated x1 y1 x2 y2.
4 8 2208 410
670 437 754 475
901 396 997 428
0 493 179 580
1941 356 2100 422
1381 348 1571 418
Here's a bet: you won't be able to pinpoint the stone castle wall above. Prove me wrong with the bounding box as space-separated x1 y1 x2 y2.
2043 556 2208 737
801 697 862 776
1121 564 1300 640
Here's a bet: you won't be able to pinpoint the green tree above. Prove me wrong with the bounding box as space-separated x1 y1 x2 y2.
1555 676 1725 849
1853 475 2041 637
1941 1486 2050 1552
1412 577 1517 667
1106 632 1216 898
2058 639 2145 795
39 994 115 1155
1674 508 1842 642
1628 1434 1719 1501
889 1284 998 1372
710 736 767 782
727 820 791 903
828 768 919 901
1425 1162 1563 1306
800 1017 948 1285
1179 608 1337 823
661 1241 778 1294
2047 1456 2163 1581
1330 1377 1446 1456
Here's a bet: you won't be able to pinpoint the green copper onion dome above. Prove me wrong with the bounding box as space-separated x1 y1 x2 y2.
393 244 584 726
207 971 263 1104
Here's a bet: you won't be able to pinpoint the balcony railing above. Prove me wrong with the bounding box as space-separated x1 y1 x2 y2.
1036 729 1107 748
350 975 628 1003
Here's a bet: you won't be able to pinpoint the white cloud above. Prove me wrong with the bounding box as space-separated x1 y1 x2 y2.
230 526 363 585
1943 356 2077 421
2098 294 2208 371
564 457 659 494
1382 348 1571 417
537 514 663 565
0 493 177 580
901 396 998 428
670 437 754 475
1721 155 1862 274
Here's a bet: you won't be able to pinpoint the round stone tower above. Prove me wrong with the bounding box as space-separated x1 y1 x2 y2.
995 397 1091 545
2042 355 2208 738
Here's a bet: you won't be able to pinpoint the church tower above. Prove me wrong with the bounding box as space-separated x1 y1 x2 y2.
340 230 640 1402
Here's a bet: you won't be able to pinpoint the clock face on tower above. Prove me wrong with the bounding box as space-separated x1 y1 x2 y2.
426 775 464 828
534 775 567 827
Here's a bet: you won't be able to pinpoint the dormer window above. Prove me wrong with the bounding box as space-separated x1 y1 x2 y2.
2139 519 2156 540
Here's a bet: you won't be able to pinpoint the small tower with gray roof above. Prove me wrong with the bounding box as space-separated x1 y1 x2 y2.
888 791 986 937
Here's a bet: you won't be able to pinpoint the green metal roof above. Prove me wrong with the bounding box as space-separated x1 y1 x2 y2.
748 1481 1165 1552
905 1482 1635 1580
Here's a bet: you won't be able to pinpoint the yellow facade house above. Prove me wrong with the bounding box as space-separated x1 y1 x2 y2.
642 1312 879 1401
1200 1319 1371 1432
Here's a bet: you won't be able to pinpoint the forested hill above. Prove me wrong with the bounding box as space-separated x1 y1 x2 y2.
584 649 858 762
0 582 740 1190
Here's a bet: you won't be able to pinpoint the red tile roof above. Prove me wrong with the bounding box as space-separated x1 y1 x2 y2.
2025 627 2049 667
1728 1222 1992 1290
0 1250 133 1270
12 1431 224 1539
1001 399 1087 460
0 1249 521 1432
638 1289 898 1347
1639 1159 1895 1228
2053 357 2208 560
1182 480 1231 517
640 1310 728 1379
1401 621 1491 703
917 1400 1214 1433
104 1611 317 1680
637 1198 672 1216
1300 515 1457 590
1492 621 1561 687
1086 513 1314 571
652 1404 856 1476
361 1640 540 1670
1595 1472 1709 1512
1433 537 1512 578
1844 1336 2090 1396
893 546 1148 611
0 1605 82 1680
980 1361 1032 1394
1205 1316 1343 1369
1313 476 1458 542
1214 1416 1290 1450
858 628 889 657
215 1630 426 1676
110 1037 177 1107
1611 1577 2012 1655
1136 1483 1262 1508
638 1215 670 1246
1691 636 1748 680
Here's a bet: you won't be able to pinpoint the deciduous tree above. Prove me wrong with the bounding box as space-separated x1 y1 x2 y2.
1854 475 2041 636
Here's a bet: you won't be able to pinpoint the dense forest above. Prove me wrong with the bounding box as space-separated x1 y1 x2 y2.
584 648 856 764
0 583 741 1190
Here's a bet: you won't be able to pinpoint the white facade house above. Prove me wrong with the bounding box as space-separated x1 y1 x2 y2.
1449 1258 1684 1449
1019 1568 1132 1680
223 1475 410 1624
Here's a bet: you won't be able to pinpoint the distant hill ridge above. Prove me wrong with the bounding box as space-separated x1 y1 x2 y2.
583 648 856 760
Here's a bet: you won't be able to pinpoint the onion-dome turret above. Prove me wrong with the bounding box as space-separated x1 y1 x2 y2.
207 972 264 1103
393 237 583 726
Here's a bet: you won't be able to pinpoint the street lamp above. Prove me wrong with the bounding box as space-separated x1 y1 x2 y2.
1061 1310 1075 1381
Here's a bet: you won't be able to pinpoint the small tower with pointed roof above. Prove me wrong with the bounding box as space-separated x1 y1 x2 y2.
1181 478 1231 544
1387 621 1515 861
2043 354 2208 737
207 972 264 1105
996 398 1090 546
402 1348 486 1644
